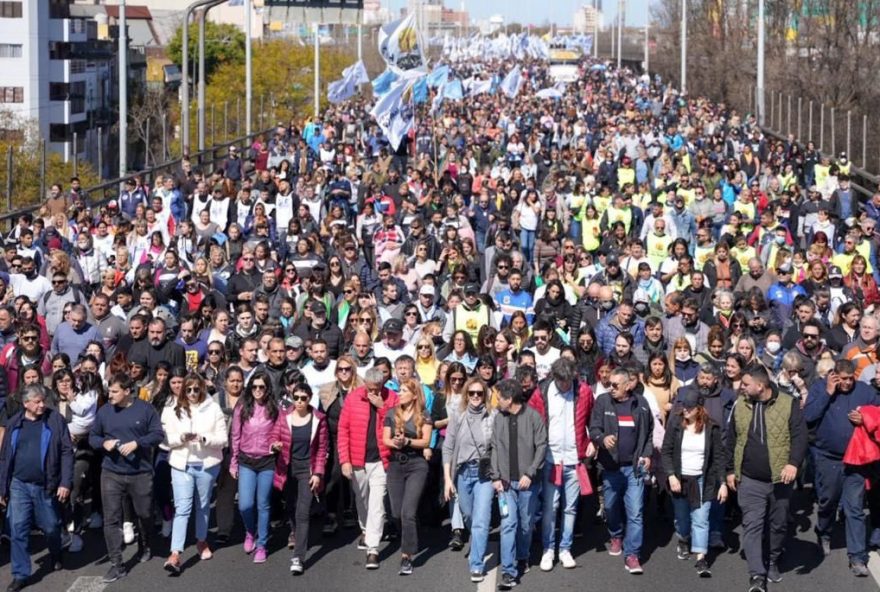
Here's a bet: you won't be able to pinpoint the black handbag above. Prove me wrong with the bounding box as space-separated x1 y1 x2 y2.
464 414 492 480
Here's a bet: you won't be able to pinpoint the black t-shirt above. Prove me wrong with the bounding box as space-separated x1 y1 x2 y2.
290 417 312 463
614 398 638 465
509 411 520 479
364 404 380 463
12 418 45 484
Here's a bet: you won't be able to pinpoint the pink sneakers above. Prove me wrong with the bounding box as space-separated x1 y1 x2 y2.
243 532 256 554
253 546 267 564
625 555 643 574
608 537 623 556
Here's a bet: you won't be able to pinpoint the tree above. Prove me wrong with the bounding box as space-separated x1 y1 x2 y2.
0 110 99 210
167 21 246 83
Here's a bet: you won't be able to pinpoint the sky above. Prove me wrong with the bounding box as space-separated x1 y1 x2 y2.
384 0 651 28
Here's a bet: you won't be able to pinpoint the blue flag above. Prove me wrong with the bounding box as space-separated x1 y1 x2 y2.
500 65 523 98
443 79 463 100
426 65 449 89
412 77 428 104
372 68 399 96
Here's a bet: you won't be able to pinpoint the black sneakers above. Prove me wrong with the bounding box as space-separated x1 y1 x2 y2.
365 552 379 570
676 540 690 560
399 557 413 576
102 565 127 584
499 573 518 589
695 558 711 577
449 529 464 551
748 575 767 592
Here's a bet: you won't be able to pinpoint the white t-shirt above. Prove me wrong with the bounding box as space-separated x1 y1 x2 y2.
529 346 560 381
680 428 706 476
301 361 337 406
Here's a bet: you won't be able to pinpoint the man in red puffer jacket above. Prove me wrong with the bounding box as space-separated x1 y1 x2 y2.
337 367 398 570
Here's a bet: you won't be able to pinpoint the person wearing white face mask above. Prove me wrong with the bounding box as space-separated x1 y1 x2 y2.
760 331 784 373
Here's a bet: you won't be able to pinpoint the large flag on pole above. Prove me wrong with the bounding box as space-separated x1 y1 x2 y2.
378 15 426 74
426 64 450 89
371 68 399 96
342 60 370 85
370 78 413 151
499 64 523 98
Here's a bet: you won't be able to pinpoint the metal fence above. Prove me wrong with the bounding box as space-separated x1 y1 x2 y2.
0 126 274 232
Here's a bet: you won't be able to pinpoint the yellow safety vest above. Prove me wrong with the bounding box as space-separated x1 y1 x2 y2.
581 218 601 252
605 205 633 234
454 303 491 344
593 194 612 218
678 187 696 208
694 244 714 271
731 246 757 271
856 240 874 273
647 233 673 270
734 202 756 233
831 252 856 275
814 164 831 187
618 167 635 190
839 161 852 176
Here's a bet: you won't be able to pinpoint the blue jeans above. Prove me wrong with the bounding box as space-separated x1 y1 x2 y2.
813 451 868 563
541 464 580 551
569 219 582 244
671 476 711 554
456 462 494 573
520 228 536 263
499 480 538 578
170 463 220 553
8 478 62 580
603 466 645 558
709 499 725 539
238 465 275 548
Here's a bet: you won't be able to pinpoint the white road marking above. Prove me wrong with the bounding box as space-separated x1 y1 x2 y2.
65 576 107 592
867 552 880 588
477 548 497 592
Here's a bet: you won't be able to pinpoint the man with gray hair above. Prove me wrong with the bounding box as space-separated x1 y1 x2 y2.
589 366 654 574
336 367 398 570
530 358 595 572
0 385 73 592
50 303 101 363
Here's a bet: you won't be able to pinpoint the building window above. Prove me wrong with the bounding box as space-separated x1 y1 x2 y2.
0 2 22 18
49 82 69 101
70 97 84 114
0 87 23 103
70 18 84 35
70 60 86 74
0 44 22 58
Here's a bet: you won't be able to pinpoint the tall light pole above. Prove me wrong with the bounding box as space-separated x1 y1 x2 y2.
644 20 649 77
314 23 320 118
197 7 207 151
680 0 687 93
245 0 252 136
593 0 599 58
617 0 624 70
757 0 765 124
118 0 127 176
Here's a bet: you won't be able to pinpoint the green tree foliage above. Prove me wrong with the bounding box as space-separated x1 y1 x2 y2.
167 21 247 82
0 110 99 211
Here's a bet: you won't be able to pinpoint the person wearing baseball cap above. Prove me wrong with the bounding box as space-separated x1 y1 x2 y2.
661 386 727 578
767 261 806 328
373 318 411 364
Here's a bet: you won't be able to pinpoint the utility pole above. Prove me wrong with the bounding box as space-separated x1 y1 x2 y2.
593 0 599 58
617 0 624 70
118 0 127 176
644 19 649 77
245 0 252 136
198 7 207 151
757 0 765 124
314 23 320 118
680 0 687 93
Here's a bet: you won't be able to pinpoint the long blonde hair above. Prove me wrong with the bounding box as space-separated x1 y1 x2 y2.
394 378 425 437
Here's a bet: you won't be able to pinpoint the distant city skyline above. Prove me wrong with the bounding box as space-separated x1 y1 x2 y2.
383 0 651 27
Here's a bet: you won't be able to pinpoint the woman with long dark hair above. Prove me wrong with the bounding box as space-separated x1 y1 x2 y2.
162 373 227 573
661 391 727 577
272 383 329 574
230 370 283 564
383 378 433 575
152 366 186 538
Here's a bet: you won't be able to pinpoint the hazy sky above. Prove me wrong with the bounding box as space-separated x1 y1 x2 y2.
384 0 651 28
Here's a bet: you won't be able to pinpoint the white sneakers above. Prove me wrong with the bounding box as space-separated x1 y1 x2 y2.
540 549 555 571
122 521 136 545
541 549 576 571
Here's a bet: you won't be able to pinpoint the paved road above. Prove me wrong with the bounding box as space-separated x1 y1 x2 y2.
7 488 880 592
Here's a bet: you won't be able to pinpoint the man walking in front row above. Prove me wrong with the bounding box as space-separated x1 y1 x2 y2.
337 367 398 571
89 374 165 584
491 378 547 590
727 365 807 592
0 385 73 592
589 366 653 575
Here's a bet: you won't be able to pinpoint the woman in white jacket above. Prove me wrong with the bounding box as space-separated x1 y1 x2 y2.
161 373 228 574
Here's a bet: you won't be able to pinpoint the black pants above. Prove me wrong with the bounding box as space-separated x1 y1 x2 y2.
386 456 429 556
66 439 99 530
737 476 791 577
285 464 313 561
101 471 153 568
214 449 238 539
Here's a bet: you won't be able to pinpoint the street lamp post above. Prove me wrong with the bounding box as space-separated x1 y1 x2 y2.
119 0 127 177
680 0 687 93
757 0 765 124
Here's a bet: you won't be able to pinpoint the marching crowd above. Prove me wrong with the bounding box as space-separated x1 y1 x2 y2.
2 53 880 592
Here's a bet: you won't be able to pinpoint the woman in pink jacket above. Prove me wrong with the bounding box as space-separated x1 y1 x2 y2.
230 370 283 564
272 383 329 575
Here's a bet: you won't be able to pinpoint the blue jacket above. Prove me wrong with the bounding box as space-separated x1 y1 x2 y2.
804 380 880 458
767 282 807 329
0 408 73 497
595 311 645 356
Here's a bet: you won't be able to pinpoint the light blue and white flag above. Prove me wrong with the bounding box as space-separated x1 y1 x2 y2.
378 15 426 74
443 78 464 100
499 65 523 98
426 64 449 89
412 76 428 104
343 60 370 85
468 78 494 97
328 77 357 104
371 68 399 96
370 78 413 151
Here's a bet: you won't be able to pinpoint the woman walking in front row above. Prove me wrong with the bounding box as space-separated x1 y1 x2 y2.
383 378 433 576
162 373 228 574
272 383 329 575
442 377 495 583
231 370 283 564
661 389 728 577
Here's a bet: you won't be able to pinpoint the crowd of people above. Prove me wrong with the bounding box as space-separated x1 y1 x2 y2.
1 51 880 592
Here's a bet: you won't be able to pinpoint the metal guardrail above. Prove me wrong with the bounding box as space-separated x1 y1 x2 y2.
0 127 275 231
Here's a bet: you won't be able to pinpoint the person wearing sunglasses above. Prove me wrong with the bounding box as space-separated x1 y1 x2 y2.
442 377 496 582
589 366 654 575
271 384 329 575
161 374 228 574
230 370 284 565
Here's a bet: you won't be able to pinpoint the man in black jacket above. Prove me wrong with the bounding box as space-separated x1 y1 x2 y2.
589 366 653 575
227 248 261 305
128 318 186 373
0 385 73 592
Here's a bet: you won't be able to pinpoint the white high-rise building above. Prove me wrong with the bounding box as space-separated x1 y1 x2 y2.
573 4 602 34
